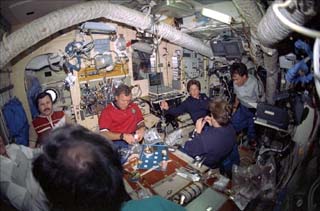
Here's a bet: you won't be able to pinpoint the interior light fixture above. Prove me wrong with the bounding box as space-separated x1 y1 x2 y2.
201 8 233 25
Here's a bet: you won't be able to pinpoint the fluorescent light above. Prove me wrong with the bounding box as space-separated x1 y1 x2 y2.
201 8 233 25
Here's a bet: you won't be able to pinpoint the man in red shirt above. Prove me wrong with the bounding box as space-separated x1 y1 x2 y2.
32 92 66 147
99 84 145 150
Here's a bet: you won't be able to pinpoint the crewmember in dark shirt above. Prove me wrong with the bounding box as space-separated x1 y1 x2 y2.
160 79 209 124
182 98 239 170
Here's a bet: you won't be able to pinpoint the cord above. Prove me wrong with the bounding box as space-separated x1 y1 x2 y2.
308 176 320 211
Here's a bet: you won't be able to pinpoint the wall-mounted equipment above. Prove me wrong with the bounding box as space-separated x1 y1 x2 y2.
132 48 152 81
182 49 203 79
254 103 289 132
26 53 62 71
210 38 243 60
132 42 153 54
201 8 233 25
94 53 114 71
80 22 116 34
172 50 182 90
152 0 195 18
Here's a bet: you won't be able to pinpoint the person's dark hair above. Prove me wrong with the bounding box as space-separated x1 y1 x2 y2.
209 98 231 126
32 124 129 211
230 62 248 77
114 84 131 97
35 91 52 109
187 79 201 92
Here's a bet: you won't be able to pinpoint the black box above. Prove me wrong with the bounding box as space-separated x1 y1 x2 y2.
255 103 289 131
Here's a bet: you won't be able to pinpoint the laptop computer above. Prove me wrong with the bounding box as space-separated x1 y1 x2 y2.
254 103 289 131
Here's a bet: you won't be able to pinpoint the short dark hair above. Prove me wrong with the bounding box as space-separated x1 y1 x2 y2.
187 79 201 92
114 84 131 97
32 124 129 211
209 98 231 126
230 62 248 77
35 91 52 109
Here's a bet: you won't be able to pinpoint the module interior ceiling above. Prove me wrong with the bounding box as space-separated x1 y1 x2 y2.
0 0 238 40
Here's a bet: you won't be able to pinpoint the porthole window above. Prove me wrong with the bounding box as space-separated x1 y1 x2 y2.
45 88 58 103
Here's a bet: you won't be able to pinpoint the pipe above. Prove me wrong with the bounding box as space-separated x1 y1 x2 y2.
257 0 318 47
264 51 279 104
0 1 212 69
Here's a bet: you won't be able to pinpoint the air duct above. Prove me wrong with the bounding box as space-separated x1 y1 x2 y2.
257 0 318 47
0 1 212 69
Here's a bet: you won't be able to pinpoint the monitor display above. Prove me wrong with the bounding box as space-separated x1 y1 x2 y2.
132 50 151 81
224 40 242 59
209 38 243 60
210 40 225 57
149 72 162 86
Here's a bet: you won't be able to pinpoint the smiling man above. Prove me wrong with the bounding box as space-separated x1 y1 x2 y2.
99 84 145 150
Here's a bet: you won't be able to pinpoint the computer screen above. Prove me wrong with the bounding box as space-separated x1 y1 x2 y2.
210 40 225 57
224 40 242 59
149 72 162 86
132 50 151 81
209 38 243 60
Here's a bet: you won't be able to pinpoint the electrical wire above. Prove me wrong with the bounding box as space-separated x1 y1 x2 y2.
308 177 320 211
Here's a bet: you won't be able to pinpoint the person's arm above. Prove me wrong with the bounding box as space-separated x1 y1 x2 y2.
100 130 136 144
134 105 146 142
135 121 146 142
183 133 206 157
195 117 207 134
0 170 29 211
165 99 188 117
17 144 42 159
232 96 240 114
29 126 37 148
0 145 44 211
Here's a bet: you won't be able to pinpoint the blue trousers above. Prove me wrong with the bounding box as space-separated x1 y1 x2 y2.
231 104 256 140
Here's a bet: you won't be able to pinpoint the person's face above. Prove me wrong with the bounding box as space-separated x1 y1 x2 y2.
38 95 53 116
116 93 132 110
232 73 248 87
189 84 200 98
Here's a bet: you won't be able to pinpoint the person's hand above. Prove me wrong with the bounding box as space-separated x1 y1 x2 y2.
123 134 136 144
195 117 206 134
135 128 145 142
160 101 169 110
204 116 213 126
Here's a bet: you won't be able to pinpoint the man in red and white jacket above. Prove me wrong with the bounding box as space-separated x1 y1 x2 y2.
32 92 67 147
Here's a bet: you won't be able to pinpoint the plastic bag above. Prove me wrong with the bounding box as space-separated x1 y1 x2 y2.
231 162 276 210
164 129 183 146
144 128 162 145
